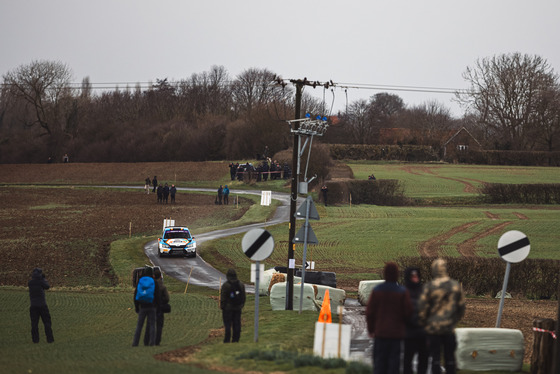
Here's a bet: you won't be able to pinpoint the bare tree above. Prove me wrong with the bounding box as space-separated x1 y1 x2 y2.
232 68 286 115
2 60 74 136
405 100 455 151
345 99 373 144
368 93 405 142
531 85 560 151
457 53 559 150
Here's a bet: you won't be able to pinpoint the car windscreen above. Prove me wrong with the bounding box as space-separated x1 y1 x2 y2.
164 230 191 239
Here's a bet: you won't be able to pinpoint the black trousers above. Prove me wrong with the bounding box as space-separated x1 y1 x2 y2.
30 305 54 343
144 311 164 346
403 336 429 374
222 309 241 343
427 333 457 374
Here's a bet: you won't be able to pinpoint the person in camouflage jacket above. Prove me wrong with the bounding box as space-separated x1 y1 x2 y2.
418 258 465 374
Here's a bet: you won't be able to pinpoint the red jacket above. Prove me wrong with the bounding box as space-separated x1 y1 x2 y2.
366 281 413 339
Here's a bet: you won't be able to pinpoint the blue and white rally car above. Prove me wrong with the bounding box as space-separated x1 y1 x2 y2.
158 226 197 258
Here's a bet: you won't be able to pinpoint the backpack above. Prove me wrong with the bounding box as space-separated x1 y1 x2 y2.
136 276 155 303
228 281 243 306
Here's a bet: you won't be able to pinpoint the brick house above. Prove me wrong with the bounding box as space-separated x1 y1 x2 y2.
443 127 483 161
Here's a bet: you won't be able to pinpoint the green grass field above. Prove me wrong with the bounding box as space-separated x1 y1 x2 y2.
2 161 559 373
348 162 560 198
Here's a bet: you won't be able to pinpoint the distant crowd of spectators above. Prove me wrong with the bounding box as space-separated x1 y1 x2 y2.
228 159 291 182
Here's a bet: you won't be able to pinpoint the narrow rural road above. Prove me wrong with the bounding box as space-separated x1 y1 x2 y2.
143 187 371 364
144 188 297 291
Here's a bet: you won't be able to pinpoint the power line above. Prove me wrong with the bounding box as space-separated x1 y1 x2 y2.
1 79 469 95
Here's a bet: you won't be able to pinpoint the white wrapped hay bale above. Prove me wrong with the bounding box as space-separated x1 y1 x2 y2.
357 280 384 306
269 282 317 311
314 285 346 314
455 328 524 372
258 268 278 296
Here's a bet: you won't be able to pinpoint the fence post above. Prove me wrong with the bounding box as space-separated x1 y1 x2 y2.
531 318 556 374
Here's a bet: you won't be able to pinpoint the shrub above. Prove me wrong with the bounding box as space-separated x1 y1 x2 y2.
328 144 438 161
480 183 560 204
397 256 560 299
322 179 411 206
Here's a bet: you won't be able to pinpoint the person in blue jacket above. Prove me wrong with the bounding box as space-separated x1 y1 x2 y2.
223 185 230 205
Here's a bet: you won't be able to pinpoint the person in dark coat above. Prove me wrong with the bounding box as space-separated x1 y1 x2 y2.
403 267 429 374
132 267 161 346
217 185 223 205
144 267 169 346
28 268 54 343
156 184 163 204
220 268 246 343
152 176 158 193
366 262 412 374
321 185 328 206
170 184 177 203
163 183 170 204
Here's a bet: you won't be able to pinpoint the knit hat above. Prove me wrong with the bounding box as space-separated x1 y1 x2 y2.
383 262 399 282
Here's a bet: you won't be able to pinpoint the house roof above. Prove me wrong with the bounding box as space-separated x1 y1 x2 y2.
444 127 482 148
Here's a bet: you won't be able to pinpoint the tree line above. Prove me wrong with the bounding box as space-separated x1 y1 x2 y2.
1 53 559 164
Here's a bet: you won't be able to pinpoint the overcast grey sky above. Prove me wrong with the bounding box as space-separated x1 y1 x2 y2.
1 0 559 118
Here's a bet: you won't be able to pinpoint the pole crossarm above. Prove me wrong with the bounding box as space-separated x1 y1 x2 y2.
286 116 329 136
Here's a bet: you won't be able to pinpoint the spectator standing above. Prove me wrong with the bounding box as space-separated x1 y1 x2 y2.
62 154 69 163
366 262 412 374
418 258 466 374
156 184 163 204
403 267 428 374
28 268 54 343
321 185 328 206
170 184 177 203
223 185 230 205
132 267 161 346
262 160 269 181
144 177 151 194
152 176 158 193
229 162 237 181
220 269 246 343
217 185 223 205
163 183 170 204
144 267 169 346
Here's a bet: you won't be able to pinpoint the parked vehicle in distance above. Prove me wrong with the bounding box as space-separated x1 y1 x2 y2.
158 226 196 258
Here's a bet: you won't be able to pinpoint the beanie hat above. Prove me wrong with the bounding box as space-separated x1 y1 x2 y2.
383 262 399 282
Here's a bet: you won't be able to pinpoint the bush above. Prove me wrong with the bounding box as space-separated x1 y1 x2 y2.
457 150 560 166
397 256 560 299
328 144 438 162
322 179 411 206
480 183 560 204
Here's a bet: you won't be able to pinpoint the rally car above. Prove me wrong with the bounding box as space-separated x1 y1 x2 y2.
158 226 197 258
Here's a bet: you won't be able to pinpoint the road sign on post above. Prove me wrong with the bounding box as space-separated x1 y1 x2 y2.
496 230 530 328
242 228 274 262
242 229 274 342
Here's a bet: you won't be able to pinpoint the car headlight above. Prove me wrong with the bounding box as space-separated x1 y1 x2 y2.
159 242 170 249
187 242 196 249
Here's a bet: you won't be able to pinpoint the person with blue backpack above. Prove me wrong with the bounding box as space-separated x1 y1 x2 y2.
132 267 161 346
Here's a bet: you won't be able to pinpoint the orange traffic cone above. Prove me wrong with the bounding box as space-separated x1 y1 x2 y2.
318 289 332 323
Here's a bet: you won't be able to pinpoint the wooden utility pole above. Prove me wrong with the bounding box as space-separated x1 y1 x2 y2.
286 81 303 310
554 277 560 374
